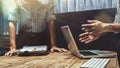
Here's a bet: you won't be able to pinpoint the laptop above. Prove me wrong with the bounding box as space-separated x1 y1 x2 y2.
17 45 49 56
61 25 116 58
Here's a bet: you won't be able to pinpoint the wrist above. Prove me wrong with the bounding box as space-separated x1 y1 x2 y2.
51 41 56 46
51 44 56 47
102 23 113 33
10 43 16 50
10 48 16 51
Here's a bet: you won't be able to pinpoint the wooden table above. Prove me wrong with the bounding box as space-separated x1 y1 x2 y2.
0 52 119 68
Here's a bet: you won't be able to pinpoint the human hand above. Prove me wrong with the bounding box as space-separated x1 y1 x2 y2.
4 49 17 56
79 32 100 44
82 20 108 34
50 46 68 52
79 20 108 44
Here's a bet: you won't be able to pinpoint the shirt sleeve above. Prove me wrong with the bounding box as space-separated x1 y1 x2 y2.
114 0 120 23
46 0 56 22
8 7 19 24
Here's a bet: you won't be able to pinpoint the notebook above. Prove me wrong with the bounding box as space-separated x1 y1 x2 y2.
61 25 116 58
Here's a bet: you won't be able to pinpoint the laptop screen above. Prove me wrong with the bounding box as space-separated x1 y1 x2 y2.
61 25 81 57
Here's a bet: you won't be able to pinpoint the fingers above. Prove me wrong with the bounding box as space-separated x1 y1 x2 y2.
81 20 99 32
55 48 62 52
79 35 89 42
79 32 92 37
50 47 62 52
79 36 94 44
81 24 95 33
79 32 89 37
81 24 94 28
79 32 96 44
61 48 68 52
50 48 54 52
84 36 95 44
4 52 8 56
50 47 68 52
4 51 13 56
80 36 92 43
79 32 101 44
81 20 97 27
87 20 98 23
79 33 89 43
4 50 16 56
5 52 10 56
82 27 95 32
80 20 101 44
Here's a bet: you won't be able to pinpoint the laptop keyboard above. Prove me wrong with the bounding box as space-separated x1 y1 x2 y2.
80 58 110 68
80 51 97 56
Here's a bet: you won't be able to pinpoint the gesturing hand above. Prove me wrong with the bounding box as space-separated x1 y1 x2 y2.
79 20 108 44
79 32 101 44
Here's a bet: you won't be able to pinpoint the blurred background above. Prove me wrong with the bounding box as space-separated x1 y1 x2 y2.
0 0 117 35
0 0 118 53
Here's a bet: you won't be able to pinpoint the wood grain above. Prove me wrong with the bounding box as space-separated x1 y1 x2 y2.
0 52 119 68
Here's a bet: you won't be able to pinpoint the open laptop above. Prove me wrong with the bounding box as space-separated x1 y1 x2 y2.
61 25 116 58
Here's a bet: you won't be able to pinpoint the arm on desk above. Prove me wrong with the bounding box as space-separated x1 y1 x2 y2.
5 22 17 56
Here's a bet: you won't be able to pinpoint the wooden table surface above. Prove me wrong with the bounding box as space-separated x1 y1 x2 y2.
0 52 119 68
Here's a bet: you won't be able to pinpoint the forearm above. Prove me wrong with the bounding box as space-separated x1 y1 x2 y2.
8 22 16 50
49 20 56 47
104 23 120 33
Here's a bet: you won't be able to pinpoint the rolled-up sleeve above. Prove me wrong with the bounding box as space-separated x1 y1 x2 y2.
46 0 56 22
8 7 19 24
